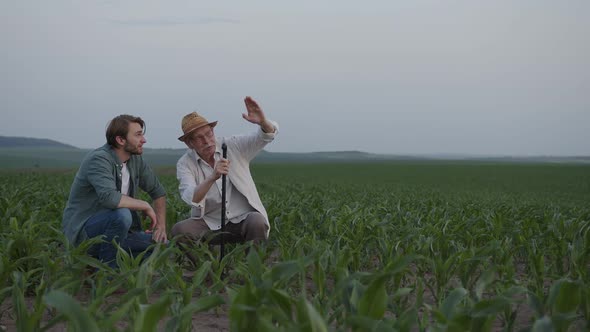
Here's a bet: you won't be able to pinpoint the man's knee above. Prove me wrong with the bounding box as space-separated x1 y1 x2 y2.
171 219 204 239
171 222 189 238
244 213 269 240
112 208 133 231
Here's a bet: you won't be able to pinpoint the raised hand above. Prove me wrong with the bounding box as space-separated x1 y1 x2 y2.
242 96 275 133
242 96 266 125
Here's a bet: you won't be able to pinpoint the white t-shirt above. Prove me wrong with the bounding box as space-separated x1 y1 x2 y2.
121 162 130 195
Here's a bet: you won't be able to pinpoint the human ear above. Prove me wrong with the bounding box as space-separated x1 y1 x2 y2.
115 136 126 146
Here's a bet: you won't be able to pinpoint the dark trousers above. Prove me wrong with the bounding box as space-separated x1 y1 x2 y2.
83 208 153 268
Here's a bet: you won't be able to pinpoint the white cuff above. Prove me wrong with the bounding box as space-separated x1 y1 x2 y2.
191 201 204 218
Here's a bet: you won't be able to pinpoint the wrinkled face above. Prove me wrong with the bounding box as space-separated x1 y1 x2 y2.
186 125 216 160
122 122 146 155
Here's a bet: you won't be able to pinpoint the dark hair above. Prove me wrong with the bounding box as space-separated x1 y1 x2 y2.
105 115 146 147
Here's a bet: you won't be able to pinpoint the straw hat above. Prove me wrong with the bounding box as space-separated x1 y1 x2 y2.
178 112 218 141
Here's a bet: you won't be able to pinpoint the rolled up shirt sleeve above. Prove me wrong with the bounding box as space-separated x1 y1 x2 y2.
230 120 279 161
260 120 278 141
177 156 205 218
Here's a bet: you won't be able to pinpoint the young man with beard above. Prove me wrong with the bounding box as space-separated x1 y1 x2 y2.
171 96 278 258
62 115 167 268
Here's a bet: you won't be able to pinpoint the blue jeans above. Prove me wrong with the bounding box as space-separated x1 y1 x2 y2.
83 208 153 268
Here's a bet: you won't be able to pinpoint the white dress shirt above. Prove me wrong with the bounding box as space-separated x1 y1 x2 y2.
176 120 278 235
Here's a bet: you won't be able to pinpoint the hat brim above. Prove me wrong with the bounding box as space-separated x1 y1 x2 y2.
178 121 218 141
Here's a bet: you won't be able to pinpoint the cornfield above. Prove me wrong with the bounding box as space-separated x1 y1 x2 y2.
1 162 589 331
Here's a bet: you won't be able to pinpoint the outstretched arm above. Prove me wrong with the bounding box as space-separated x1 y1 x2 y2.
242 96 275 133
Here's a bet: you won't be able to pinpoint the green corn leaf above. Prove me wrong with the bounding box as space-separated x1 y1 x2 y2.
348 281 362 312
191 261 212 285
392 287 413 299
551 312 580 332
100 298 135 329
269 288 294 318
471 297 510 318
531 316 554 332
270 260 301 284
12 272 32 332
296 296 328 332
384 254 415 275
358 275 388 319
229 284 259 331
165 295 224 332
132 294 172 332
226 286 238 303
440 287 468 319
184 294 225 313
43 290 100 332
474 268 495 300
431 309 447 324
547 279 581 314
448 312 474 332
395 307 418 331
527 291 545 317
347 315 396 332
501 286 527 299
246 249 265 280
73 254 109 271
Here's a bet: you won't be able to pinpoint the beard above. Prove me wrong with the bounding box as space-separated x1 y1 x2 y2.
123 141 143 155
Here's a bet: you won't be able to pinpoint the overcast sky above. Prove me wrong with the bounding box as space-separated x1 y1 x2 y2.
1 1 588 156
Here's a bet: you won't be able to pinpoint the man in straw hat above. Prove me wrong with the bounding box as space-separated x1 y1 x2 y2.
171 96 278 258
62 115 168 269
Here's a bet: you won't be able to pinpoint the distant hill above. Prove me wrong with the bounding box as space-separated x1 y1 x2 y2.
0 136 588 169
140 149 423 166
0 145 425 169
0 136 77 149
253 150 427 163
